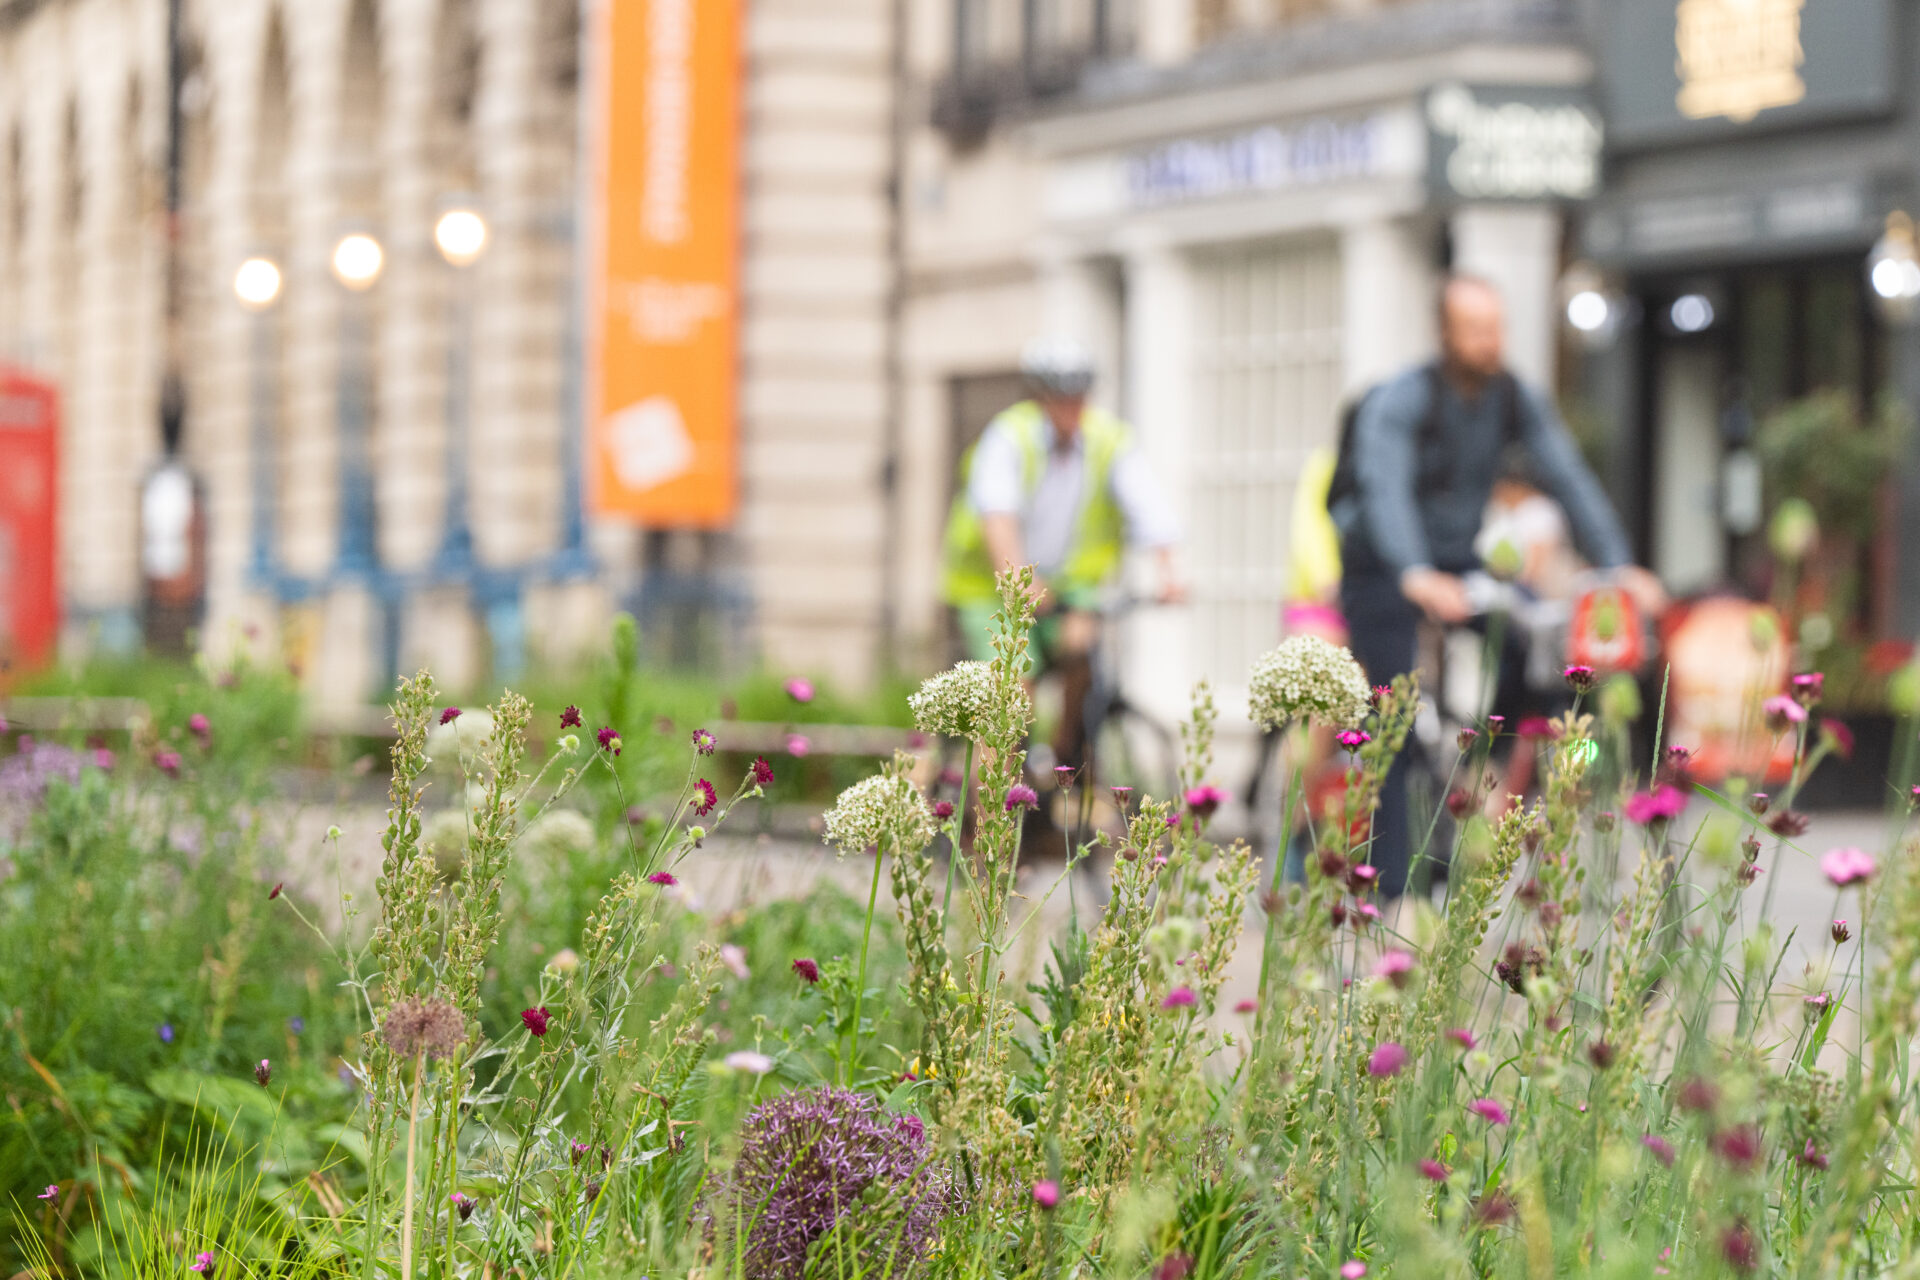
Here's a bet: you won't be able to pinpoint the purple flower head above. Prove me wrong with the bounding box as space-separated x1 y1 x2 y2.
451 1191 475 1220
560 705 582 729
1336 729 1372 751
1791 671 1824 704
1467 1097 1510 1126
1713 1124 1762 1170
439 707 462 726
596 726 622 756
932 799 955 820
254 1059 272 1087
691 728 716 756
1110 785 1133 808
1372 948 1415 988
1562 664 1597 694
158 1023 175 1044
785 677 816 704
1161 986 1197 1010
714 1086 954 1279
1624 785 1687 826
521 1006 552 1036
1445 1027 1477 1050
154 749 182 777
1641 1134 1676 1167
786 733 811 758
1797 1138 1830 1170
648 871 678 886
1763 694 1806 733
792 957 820 984
1418 1158 1449 1181
752 756 776 786
38 1184 57 1200
1832 919 1851 944
1821 846 1876 888
1233 998 1257 1014
1722 1221 1759 1273
1156 1254 1195 1280
693 778 718 817
188 713 211 739
1456 726 1479 751
1183 783 1228 819
1820 717 1855 761
1032 1179 1060 1209
1053 765 1077 787
1341 1263 1368 1280
1005 784 1039 812
189 1251 215 1273
1367 1042 1409 1077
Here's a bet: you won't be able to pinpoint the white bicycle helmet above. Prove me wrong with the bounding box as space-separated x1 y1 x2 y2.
1019 336 1097 397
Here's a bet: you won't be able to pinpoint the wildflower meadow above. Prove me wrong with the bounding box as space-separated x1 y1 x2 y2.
7 567 1920 1279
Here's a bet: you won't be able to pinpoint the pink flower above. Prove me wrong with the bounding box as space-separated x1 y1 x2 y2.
791 957 820 984
1641 1134 1675 1167
1418 1158 1449 1181
1372 948 1415 988
1005 784 1039 811
521 1006 552 1036
254 1059 272 1087
1713 1124 1762 1170
932 799 955 820
648 871 677 886
692 778 718 817
1161 986 1197 1009
1341 1262 1367 1280
1445 1027 1478 1050
1183 783 1228 819
1791 671 1824 703
560 705 582 729
1820 846 1877 887
1032 1179 1060 1209
154 749 182 777
691 728 716 756
1456 727 1479 751
1233 999 1257 1014
1820 718 1855 760
596 726 622 756
1467 1098 1510 1126
751 756 775 786
189 1251 215 1273
1336 729 1372 751
37 1184 57 1200
786 733 811 758
1110 785 1134 807
720 943 750 980
1367 1042 1409 1077
1516 716 1560 740
1832 919 1851 943
440 707 462 726
1353 902 1381 925
1562 664 1596 693
188 712 211 739
1797 1138 1829 1170
785 677 815 704
1624 785 1686 825
1763 694 1806 732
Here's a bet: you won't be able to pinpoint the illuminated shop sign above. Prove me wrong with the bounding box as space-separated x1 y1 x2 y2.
1425 84 1602 202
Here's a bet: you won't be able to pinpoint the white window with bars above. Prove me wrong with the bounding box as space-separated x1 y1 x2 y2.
1187 238 1344 698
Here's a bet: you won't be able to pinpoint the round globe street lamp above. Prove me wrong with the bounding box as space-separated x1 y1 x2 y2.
434 206 487 575
1557 261 1622 350
332 232 383 573
1868 212 1920 325
235 256 284 579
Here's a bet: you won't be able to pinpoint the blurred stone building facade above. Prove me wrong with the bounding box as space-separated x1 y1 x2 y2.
0 0 901 699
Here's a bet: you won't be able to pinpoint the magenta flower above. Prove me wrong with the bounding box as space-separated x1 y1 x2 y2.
1641 1134 1676 1167
1456 726 1479 751
451 1191 476 1220
1722 1221 1759 1272
792 957 821 984
1445 1027 1478 1050
521 1006 552 1036
1820 717 1855 760
1467 1098 1510 1126
1373 948 1415 989
785 677 815 704
786 733 811 758
752 756 776 786
254 1059 272 1087
1832 919 1851 943
648 871 678 886
1336 729 1371 751
560 705 582 729
1624 785 1686 825
1161 986 1197 1009
693 778 718 817
37 1184 57 1200
932 799 955 820
1516 716 1560 740
1791 671 1825 703
1340 1262 1367 1280
1797 1138 1830 1170
1233 998 1256 1014
189 1251 215 1273
1821 846 1877 887
596 726 622 756
691 728 716 756
269 882 283 901
1183 783 1228 819
1005 783 1039 811
1562 664 1596 694
1110 785 1134 807
440 707 462 726
1053 765 1077 787
1418 1158 1449 1181
188 712 211 739
1353 902 1381 924
1367 1042 1409 1077
1763 694 1806 732
1712 1124 1762 1170
154 749 182 777
1032 1179 1060 1209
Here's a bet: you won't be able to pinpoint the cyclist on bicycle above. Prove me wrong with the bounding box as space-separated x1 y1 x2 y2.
942 336 1186 771
1335 273 1666 898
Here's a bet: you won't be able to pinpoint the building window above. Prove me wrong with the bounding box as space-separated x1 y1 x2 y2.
1189 239 1343 691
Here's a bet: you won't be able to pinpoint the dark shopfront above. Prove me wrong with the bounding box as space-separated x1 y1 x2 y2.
1577 0 1920 647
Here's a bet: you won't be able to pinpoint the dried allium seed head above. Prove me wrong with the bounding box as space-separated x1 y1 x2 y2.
822 770 937 856
1247 635 1372 731
382 997 469 1061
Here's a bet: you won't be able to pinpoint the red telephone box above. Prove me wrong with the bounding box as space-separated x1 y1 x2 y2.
0 368 59 677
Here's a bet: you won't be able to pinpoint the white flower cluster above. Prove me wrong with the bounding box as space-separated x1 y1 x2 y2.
1247 635 1372 731
823 771 937 856
908 660 997 740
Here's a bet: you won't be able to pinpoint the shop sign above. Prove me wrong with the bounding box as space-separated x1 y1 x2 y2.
1124 115 1386 209
1424 84 1602 203
1602 0 1893 147
1582 177 1873 264
589 0 741 527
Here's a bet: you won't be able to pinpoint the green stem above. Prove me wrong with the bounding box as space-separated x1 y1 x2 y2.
400 1054 423 1280
846 841 888 1086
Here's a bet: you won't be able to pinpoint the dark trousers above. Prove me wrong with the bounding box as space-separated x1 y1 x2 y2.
1339 572 1423 898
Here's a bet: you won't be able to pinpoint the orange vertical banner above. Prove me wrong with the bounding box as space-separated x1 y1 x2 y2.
589 0 740 526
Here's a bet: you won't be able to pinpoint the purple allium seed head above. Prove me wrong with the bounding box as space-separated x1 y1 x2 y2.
711 1086 955 1279
692 728 716 756
381 996 469 1061
792 957 820 984
440 707 462 726
693 778 718 817
560 705 582 729
752 756 776 787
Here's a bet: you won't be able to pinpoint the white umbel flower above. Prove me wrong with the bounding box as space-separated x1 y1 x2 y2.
1247 635 1371 730
908 660 998 739
823 771 937 856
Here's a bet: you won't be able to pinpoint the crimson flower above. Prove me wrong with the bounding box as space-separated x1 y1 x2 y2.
1031 1180 1060 1209
932 800 955 820
596 726 622 756
440 707 462 725
751 756 776 786
792 957 820 984
693 778 718 817
1515 716 1560 740
269 882 283 900
1713 1124 1762 1170
560 705 582 729
1721 1220 1759 1273
1161 986 1197 1009
1641 1134 1676 1167
1624 785 1686 825
1367 1042 1409 1077
1005 784 1038 811
1766 809 1809 837
648 872 677 886
521 1006 552 1036
1183 783 1227 819
1419 1158 1449 1181
691 728 716 756
1563 664 1596 693
1467 1097 1510 1126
